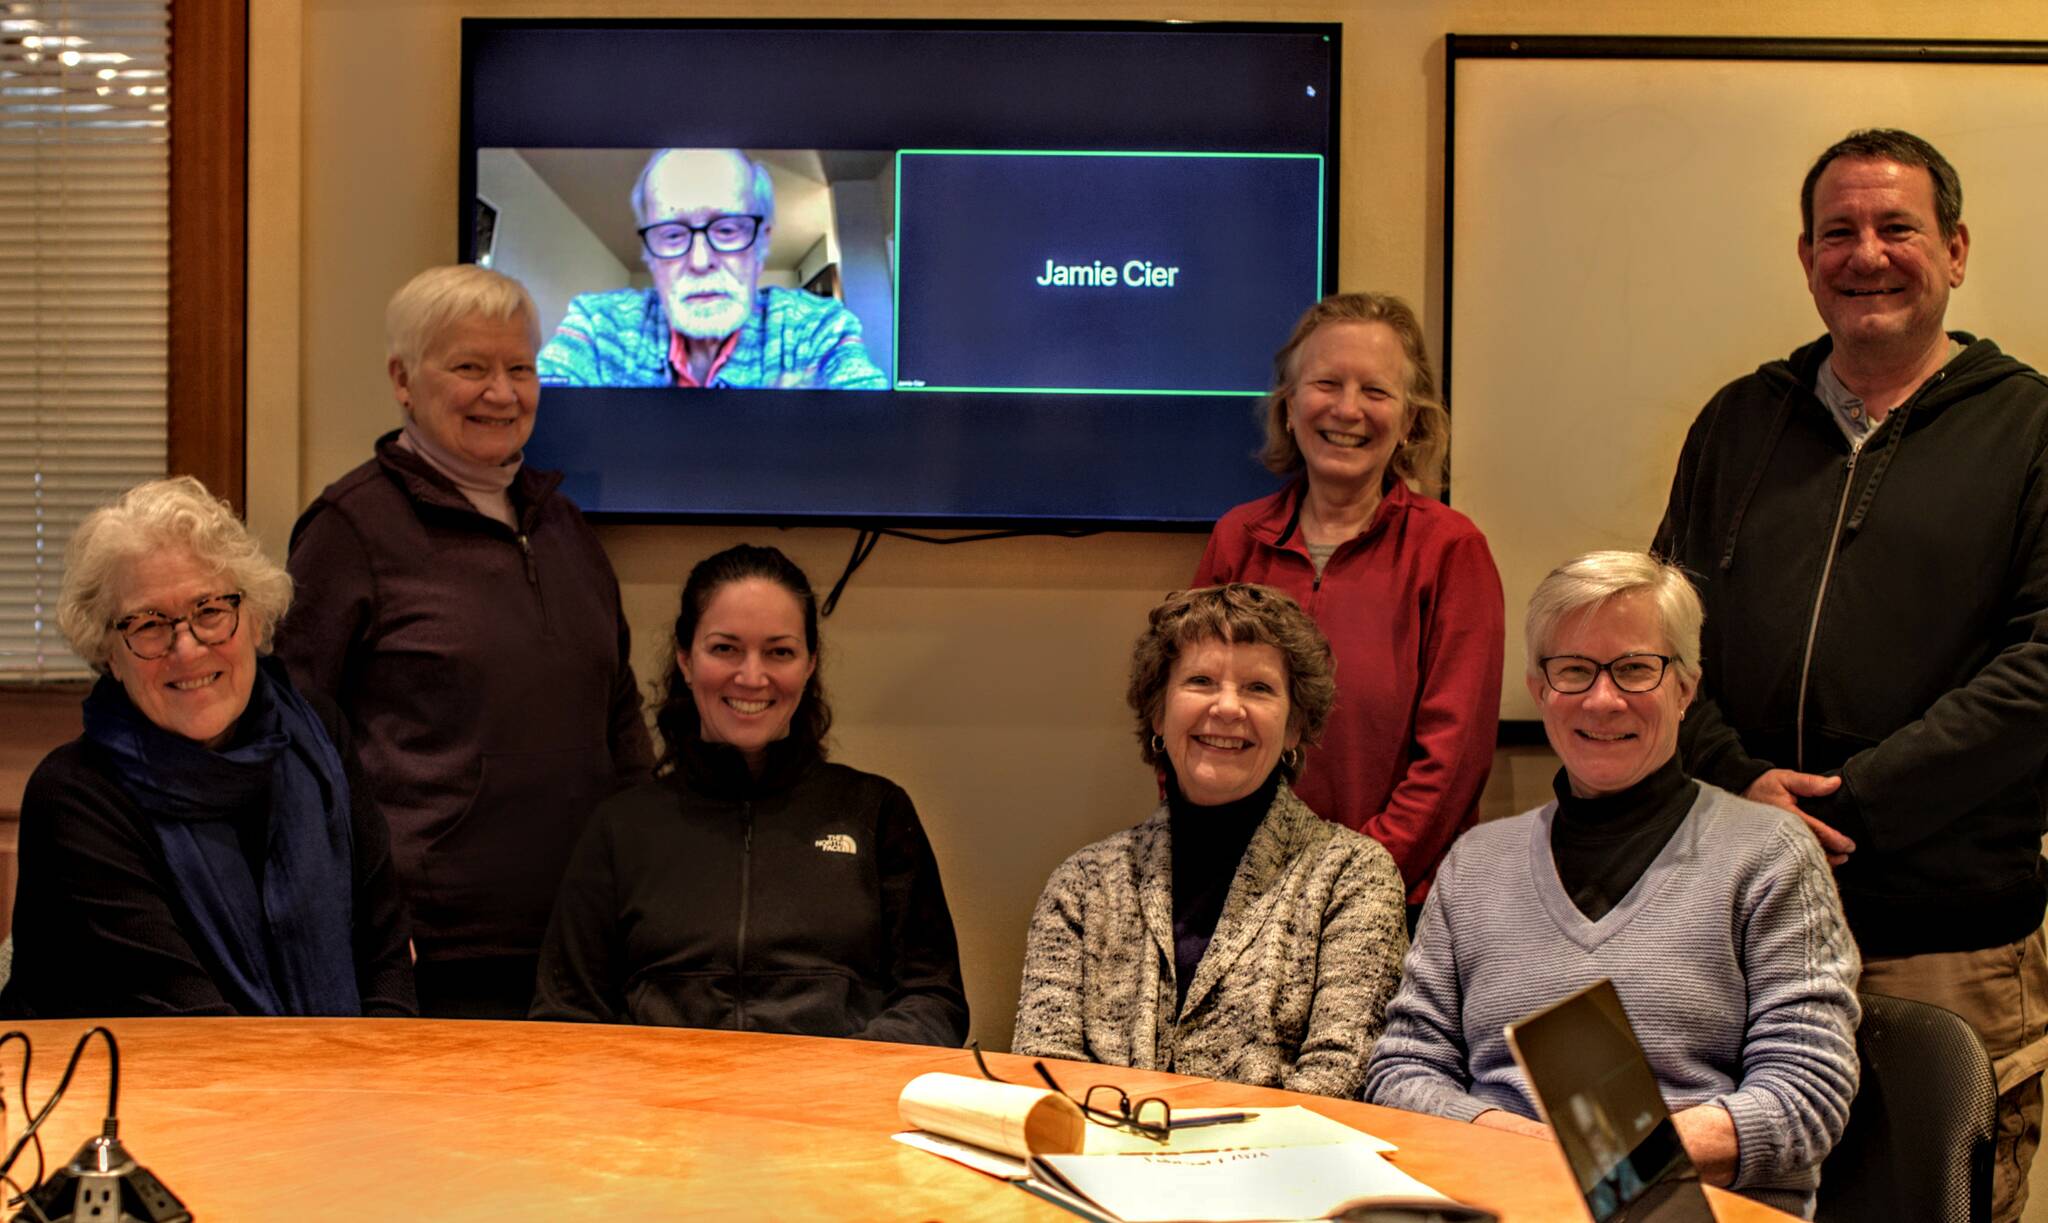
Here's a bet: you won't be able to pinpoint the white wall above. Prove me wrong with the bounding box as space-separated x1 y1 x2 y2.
476 149 631 340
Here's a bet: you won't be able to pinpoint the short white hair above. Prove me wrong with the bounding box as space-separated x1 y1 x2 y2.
58 476 293 672
384 264 540 373
1524 551 1704 686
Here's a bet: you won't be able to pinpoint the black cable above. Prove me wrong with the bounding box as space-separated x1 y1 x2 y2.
820 529 881 617
818 525 1102 616
9 1178 50 1223
0 1032 41 1203
0 1027 119 1192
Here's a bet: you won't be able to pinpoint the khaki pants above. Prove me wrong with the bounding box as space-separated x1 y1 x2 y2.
1860 928 2048 1223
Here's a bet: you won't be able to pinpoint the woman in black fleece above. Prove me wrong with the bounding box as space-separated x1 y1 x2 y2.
531 544 968 1045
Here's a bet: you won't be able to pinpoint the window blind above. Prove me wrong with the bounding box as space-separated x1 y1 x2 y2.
0 0 169 681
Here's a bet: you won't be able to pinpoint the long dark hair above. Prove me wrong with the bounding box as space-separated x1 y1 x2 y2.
653 544 832 774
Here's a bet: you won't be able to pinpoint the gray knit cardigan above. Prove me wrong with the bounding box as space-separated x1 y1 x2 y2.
1012 783 1408 1098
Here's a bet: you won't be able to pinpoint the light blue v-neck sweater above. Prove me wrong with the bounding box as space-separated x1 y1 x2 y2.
1363 784 1861 1212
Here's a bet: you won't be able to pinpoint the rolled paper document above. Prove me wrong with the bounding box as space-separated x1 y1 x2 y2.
897 1072 1087 1158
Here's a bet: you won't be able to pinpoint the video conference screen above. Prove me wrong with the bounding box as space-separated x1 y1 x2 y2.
461 21 1339 526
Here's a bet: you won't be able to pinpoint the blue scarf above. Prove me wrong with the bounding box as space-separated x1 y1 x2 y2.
81 658 362 1016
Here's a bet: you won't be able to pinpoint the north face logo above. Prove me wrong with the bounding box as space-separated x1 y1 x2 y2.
815 834 857 855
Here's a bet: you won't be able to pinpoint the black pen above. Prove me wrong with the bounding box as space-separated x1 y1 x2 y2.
1169 1110 1251 1129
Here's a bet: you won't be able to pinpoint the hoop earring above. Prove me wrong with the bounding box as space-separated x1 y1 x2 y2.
1149 733 1165 754
1281 747 1302 774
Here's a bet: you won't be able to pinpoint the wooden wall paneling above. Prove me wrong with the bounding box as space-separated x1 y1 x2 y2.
167 0 250 510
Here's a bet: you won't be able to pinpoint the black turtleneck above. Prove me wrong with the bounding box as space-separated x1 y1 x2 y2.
1549 755 1699 921
1168 768 1281 1009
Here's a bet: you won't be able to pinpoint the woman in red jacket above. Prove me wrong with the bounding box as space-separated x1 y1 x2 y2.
1195 293 1505 918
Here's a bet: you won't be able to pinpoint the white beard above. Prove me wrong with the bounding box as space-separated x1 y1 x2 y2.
663 278 752 340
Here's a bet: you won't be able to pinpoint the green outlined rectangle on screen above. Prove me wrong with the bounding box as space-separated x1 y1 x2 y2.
891 149 1325 396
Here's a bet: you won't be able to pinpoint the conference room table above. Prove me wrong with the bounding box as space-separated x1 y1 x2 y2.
0 1018 1794 1221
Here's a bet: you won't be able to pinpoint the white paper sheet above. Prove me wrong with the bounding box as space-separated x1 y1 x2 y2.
1029 1144 1454 1222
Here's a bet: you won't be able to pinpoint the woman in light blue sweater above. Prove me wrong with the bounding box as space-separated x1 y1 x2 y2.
1364 551 1860 1215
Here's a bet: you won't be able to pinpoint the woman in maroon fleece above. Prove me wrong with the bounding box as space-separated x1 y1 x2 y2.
1195 293 1504 919
275 266 653 1018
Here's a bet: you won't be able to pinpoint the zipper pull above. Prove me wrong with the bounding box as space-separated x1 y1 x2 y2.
516 533 538 585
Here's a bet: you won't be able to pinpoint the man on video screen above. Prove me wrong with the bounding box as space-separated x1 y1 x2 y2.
539 148 887 390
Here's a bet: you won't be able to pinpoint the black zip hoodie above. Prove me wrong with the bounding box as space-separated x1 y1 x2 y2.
1655 333 2048 956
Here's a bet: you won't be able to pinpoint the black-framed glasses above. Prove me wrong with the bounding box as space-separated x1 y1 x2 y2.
112 592 243 660
637 215 764 259
1537 653 1674 695
969 1041 1171 1141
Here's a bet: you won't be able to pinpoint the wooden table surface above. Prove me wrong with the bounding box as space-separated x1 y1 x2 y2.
0 1019 1793 1221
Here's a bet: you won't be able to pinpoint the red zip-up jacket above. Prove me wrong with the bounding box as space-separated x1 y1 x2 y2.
1195 480 1504 903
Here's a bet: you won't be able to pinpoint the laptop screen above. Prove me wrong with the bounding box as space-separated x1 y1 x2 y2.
1504 980 1714 1223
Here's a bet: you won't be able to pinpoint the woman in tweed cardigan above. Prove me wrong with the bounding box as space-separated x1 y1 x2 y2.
1012 585 1408 1099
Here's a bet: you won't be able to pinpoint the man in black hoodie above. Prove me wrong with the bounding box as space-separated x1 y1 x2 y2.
1656 128 2048 1222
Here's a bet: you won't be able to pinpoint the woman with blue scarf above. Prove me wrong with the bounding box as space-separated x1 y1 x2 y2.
0 478 414 1017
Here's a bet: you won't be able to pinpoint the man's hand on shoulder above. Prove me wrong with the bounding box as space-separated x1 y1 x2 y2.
1743 768 1854 864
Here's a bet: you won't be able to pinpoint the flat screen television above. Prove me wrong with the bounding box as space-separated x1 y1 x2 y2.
460 19 1340 526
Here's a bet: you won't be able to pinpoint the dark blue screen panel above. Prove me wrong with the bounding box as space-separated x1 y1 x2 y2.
522 387 1277 525
465 25 1335 153
894 153 1322 395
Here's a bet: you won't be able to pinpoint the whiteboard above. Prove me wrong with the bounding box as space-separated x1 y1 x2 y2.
1446 38 2048 719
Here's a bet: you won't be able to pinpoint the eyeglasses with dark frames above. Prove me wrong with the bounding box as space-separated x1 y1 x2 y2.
637 215 765 260
969 1041 1172 1142
1537 653 1674 695
112 592 244 661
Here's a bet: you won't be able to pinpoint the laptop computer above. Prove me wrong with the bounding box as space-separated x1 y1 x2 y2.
1504 979 1715 1223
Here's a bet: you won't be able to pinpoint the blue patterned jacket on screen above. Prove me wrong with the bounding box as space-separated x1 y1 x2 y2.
537 286 888 390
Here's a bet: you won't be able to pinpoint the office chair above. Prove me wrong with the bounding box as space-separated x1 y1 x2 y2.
1815 991 1996 1223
